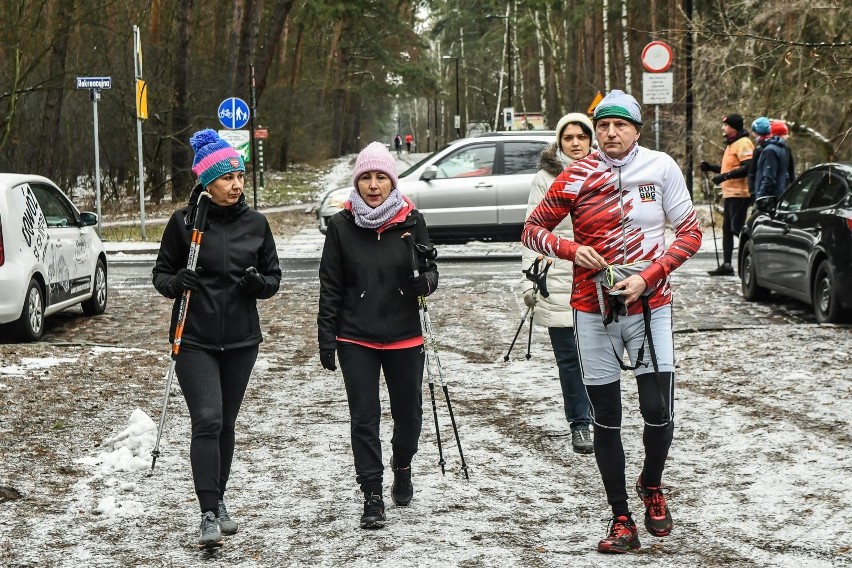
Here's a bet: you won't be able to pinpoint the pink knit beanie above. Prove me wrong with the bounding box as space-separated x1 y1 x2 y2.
351 142 399 189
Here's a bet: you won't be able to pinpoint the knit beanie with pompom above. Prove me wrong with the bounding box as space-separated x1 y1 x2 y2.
190 129 245 188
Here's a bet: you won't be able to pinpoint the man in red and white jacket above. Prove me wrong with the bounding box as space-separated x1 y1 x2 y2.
522 90 701 554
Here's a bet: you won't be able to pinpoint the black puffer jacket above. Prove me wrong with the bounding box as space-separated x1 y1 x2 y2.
152 185 282 350
317 208 438 349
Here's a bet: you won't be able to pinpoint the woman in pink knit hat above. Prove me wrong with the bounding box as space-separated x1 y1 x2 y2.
317 142 439 529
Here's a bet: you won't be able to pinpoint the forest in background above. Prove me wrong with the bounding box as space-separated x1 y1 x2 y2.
0 0 849 203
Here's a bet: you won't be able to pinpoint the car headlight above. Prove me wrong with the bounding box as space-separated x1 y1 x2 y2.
324 189 350 210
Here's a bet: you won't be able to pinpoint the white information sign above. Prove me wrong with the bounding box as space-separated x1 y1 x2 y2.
218 129 251 162
642 73 673 105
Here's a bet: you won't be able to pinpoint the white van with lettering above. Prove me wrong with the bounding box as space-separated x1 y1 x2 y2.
0 174 107 341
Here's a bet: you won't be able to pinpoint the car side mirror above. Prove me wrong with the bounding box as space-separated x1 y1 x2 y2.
79 212 98 227
754 196 776 213
421 165 438 181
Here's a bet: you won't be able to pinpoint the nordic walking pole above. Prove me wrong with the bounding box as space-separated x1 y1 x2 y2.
504 256 541 361
702 172 721 267
149 192 212 476
503 305 532 362
403 233 469 480
401 233 445 475
524 259 552 360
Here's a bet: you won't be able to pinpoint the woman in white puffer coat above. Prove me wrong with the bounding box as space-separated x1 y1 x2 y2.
520 112 595 454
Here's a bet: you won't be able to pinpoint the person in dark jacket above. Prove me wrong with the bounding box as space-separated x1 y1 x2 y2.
747 116 772 198
152 129 281 549
770 120 796 184
317 141 438 530
754 132 791 199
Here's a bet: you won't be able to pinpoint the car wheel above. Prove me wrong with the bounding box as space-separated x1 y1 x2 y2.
81 258 108 316
813 260 842 324
740 241 770 301
12 278 45 341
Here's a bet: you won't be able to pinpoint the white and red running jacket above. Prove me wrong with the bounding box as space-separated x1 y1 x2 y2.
522 145 702 316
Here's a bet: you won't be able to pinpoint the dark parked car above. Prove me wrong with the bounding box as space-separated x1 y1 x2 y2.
738 163 852 323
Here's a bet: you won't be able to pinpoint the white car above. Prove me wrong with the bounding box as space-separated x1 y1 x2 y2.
316 131 555 243
0 174 108 341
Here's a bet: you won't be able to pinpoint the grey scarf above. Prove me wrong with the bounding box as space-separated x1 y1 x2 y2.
348 188 405 229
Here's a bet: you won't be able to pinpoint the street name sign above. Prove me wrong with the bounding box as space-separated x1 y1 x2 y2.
76 77 112 89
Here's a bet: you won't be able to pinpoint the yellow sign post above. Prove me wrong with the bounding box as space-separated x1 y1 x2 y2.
136 79 148 120
587 91 604 115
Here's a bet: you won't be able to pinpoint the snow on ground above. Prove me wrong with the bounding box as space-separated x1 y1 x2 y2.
1 155 850 567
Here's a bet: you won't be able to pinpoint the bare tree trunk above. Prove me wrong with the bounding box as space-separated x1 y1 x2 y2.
226 0 243 94
622 0 631 93
255 0 296 102
170 0 193 201
603 0 610 92
38 0 76 185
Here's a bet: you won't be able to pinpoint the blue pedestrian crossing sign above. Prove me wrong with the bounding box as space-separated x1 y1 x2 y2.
218 97 250 129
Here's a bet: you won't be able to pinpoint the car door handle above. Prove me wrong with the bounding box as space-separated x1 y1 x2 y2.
473 182 493 189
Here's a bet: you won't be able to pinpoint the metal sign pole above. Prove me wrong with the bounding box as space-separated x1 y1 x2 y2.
249 63 258 209
655 104 660 151
91 89 102 237
133 25 147 239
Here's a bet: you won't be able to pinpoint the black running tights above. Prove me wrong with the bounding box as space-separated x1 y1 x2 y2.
338 342 424 495
175 344 258 513
586 372 674 516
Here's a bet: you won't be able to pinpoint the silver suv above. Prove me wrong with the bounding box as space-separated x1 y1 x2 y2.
316 131 554 243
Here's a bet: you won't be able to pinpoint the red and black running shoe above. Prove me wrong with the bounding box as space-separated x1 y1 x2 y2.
635 477 673 537
597 515 641 553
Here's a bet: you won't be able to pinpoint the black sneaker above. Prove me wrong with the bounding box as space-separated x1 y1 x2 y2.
197 511 224 549
635 477 673 537
217 500 238 535
360 493 386 529
391 460 414 506
597 514 640 553
707 263 734 276
571 427 594 454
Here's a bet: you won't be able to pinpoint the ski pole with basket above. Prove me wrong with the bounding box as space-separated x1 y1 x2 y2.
148 191 212 476
402 232 469 480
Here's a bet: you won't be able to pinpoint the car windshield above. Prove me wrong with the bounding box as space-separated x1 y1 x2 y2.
399 144 452 178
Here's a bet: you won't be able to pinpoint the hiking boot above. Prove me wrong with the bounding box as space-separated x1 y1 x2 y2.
635 477 673 537
707 263 734 276
571 427 594 454
197 511 223 549
597 514 640 553
217 500 238 535
360 493 386 529
391 460 414 506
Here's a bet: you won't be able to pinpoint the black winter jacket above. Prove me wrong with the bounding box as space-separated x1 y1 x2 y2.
152 185 282 350
317 208 438 350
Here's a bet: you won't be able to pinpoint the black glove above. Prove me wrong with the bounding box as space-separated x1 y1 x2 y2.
172 268 200 293
711 173 727 185
320 349 336 371
239 267 264 295
411 274 430 297
699 161 714 173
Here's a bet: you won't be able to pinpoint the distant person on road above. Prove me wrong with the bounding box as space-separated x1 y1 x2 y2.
405 133 413 153
699 113 754 276
754 120 791 199
746 116 772 199
394 134 403 158
521 112 595 455
523 90 701 554
317 142 438 530
152 129 282 549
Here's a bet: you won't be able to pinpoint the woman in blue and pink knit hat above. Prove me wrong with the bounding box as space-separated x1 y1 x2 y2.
317 141 439 529
152 129 282 548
